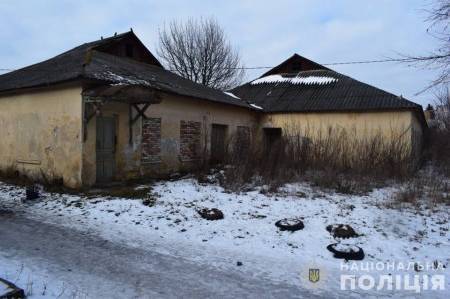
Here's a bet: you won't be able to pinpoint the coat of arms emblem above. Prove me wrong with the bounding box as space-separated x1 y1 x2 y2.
309 268 320 283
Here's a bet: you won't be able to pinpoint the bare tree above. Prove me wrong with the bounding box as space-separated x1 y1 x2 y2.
433 87 450 129
157 18 245 90
426 87 450 174
403 0 450 92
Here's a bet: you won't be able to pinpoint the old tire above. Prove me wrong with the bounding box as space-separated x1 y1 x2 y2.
275 218 304 232
327 243 365 261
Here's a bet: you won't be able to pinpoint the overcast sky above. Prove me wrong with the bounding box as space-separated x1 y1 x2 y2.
0 0 441 106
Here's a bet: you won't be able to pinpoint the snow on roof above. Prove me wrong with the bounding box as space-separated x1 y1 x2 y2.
250 74 338 85
97 71 152 86
223 91 240 99
250 103 263 110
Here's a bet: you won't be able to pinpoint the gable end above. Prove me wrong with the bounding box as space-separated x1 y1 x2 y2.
92 31 163 67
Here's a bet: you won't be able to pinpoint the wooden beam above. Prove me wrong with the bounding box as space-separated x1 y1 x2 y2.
83 100 104 142
131 103 150 124
129 104 133 144
129 103 151 144
83 85 162 104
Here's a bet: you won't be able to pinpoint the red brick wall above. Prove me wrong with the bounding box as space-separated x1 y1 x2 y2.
142 118 161 163
180 120 201 161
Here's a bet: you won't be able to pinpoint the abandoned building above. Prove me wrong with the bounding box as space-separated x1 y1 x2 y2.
231 54 426 153
0 31 427 188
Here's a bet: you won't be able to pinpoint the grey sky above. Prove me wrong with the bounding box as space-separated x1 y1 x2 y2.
0 0 441 106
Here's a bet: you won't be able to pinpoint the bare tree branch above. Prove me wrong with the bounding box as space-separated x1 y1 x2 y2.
401 0 450 93
433 86 450 129
157 17 245 90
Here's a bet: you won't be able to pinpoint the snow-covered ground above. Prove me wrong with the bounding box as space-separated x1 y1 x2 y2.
0 254 79 298
0 178 449 298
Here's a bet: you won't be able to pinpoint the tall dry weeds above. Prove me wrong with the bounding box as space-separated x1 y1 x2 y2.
219 125 419 193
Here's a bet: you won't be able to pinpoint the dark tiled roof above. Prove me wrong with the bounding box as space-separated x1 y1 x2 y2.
0 32 252 109
231 69 423 113
0 41 89 92
84 51 251 107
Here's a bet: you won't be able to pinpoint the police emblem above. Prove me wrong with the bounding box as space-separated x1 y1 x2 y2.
309 268 320 283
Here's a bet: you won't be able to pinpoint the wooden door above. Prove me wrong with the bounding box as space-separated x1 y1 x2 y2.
211 124 227 164
96 116 116 182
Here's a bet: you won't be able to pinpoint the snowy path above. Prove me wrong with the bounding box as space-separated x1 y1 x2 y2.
0 211 320 298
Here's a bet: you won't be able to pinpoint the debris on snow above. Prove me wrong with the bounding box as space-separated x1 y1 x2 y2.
197 208 224 221
25 184 42 201
142 197 157 207
326 224 359 239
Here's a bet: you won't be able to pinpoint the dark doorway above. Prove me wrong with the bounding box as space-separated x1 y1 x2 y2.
264 128 282 153
96 116 116 182
211 124 228 164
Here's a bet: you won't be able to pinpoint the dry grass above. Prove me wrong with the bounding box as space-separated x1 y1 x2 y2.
425 127 450 176
392 184 423 207
217 126 417 194
87 186 153 199
385 169 450 210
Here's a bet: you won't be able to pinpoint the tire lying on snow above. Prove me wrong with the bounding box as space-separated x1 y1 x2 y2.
197 208 224 220
275 218 305 232
326 224 359 239
327 243 365 261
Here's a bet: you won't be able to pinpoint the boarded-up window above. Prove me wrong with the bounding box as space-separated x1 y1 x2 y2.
180 120 201 161
142 118 161 163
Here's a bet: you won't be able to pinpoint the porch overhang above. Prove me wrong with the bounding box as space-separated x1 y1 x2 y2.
82 84 163 104
82 84 163 143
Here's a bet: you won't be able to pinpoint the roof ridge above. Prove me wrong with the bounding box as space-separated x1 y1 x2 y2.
259 53 331 78
84 31 132 46
53 30 134 58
